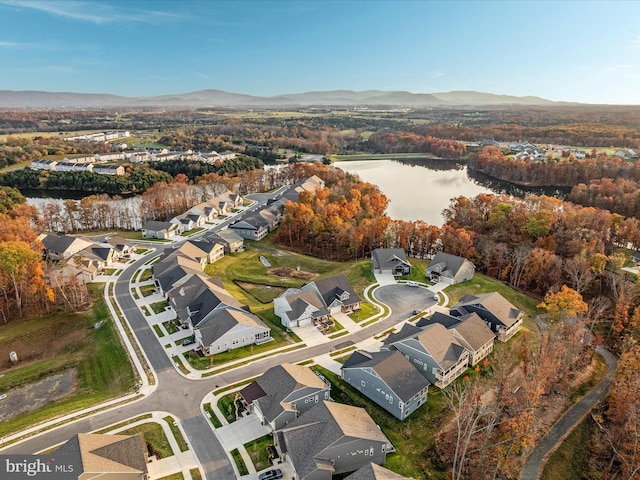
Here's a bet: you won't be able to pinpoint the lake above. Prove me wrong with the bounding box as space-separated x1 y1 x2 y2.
333 159 494 225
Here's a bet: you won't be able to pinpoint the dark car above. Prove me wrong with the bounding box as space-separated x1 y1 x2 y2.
181 337 196 346
412 310 420 315
259 469 283 480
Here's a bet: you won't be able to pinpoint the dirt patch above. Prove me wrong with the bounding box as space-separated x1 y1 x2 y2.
0 370 77 422
267 267 316 281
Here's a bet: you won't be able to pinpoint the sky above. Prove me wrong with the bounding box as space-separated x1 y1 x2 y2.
1 0 640 104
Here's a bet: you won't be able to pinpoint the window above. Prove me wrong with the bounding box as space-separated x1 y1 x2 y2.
324 391 329 399
361 380 365 387
365 449 369 456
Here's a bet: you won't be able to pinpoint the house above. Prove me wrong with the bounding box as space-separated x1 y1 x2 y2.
171 212 205 232
371 248 412 275
632 251 640 265
39 233 94 261
195 306 271 354
274 400 394 480
51 432 148 480
274 289 330 328
418 312 495 366
170 240 224 268
426 252 475 285
257 204 283 231
210 228 244 253
55 161 94 172
30 159 57 171
92 164 125 176
142 220 182 239
167 273 244 328
450 292 524 342
341 350 430 420
153 255 203 295
303 274 361 314
95 152 126 162
106 235 133 259
279 175 326 202
240 363 331 429
216 190 243 208
382 323 469 388
188 202 219 222
229 215 269 241
613 149 638 160
345 463 412 480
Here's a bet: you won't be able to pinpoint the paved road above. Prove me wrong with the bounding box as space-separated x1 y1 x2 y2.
520 346 618 480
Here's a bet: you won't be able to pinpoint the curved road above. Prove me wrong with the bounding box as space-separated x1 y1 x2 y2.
520 346 618 480
1 219 437 480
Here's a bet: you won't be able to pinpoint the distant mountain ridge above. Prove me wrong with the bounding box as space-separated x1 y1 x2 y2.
0 88 570 109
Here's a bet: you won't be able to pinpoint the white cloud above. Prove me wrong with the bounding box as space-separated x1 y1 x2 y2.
0 0 185 25
0 40 33 48
193 71 212 80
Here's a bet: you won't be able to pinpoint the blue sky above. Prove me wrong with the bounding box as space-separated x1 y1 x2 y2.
1 0 640 104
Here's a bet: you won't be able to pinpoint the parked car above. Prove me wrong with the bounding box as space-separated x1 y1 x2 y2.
407 281 418 287
412 310 420 315
259 469 283 480
182 337 196 346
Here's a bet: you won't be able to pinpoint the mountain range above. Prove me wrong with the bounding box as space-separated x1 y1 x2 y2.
0 89 569 109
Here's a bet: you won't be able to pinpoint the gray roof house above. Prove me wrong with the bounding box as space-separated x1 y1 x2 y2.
239 363 331 430
345 463 412 480
195 306 271 354
273 289 330 328
274 400 394 480
39 233 94 261
303 274 361 314
371 248 412 275
209 228 244 253
450 292 524 342
418 311 495 366
426 252 475 285
229 214 269 240
52 433 148 480
142 220 182 239
341 350 430 420
382 323 469 388
152 254 203 295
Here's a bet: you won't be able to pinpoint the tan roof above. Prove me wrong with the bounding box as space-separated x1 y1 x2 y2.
281 363 326 390
453 313 495 351
417 323 466 370
324 401 390 443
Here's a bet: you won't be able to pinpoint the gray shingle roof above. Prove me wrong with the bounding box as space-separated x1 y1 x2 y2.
342 350 430 402
197 307 268 344
452 292 522 329
247 364 327 424
310 274 361 308
382 323 422 347
371 248 411 271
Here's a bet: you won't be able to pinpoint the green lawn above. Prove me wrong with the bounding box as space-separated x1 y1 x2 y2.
163 415 189 452
203 403 223 428
312 366 447 480
181 228 206 237
139 284 157 297
189 468 203 480
153 324 165 337
139 268 153 282
163 319 178 334
156 473 184 480
350 301 381 323
244 434 274 471
121 421 173 459
218 392 240 423
231 448 249 476
0 284 136 439
150 300 169 314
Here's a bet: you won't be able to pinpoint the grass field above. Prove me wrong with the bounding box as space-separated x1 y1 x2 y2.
244 434 273 471
541 417 591 480
121 421 173 459
0 284 136 438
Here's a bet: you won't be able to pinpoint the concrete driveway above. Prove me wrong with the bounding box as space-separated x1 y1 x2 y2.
374 272 397 285
373 283 438 319
216 414 271 451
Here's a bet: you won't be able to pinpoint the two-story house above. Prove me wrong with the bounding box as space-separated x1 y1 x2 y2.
450 292 524 342
341 349 430 420
382 323 469 388
273 289 330 328
371 248 412 276
240 363 331 429
426 252 475 285
274 400 394 480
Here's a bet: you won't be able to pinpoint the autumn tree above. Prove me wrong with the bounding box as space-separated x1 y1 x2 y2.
0 241 52 318
538 285 588 322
